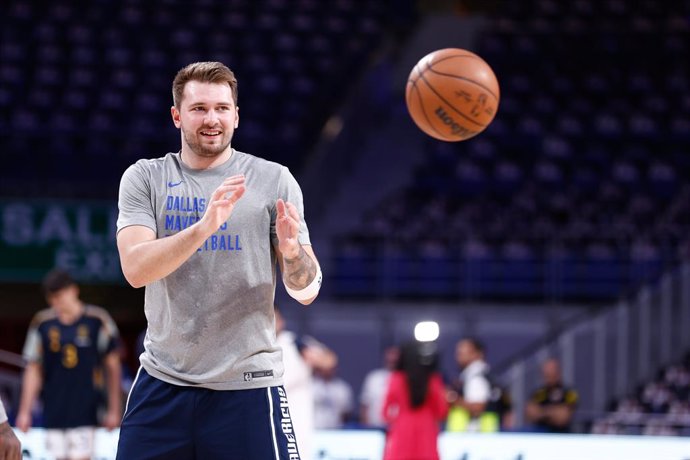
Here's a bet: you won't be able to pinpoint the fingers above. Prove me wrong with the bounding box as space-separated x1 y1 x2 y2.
230 185 246 204
211 175 246 205
222 174 245 185
276 199 300 222
211 185 245 204
285 202 301 222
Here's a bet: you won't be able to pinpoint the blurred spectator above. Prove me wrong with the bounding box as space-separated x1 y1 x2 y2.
590 419 622 435
611 396 645 426
313 366 355 429
664 365 690 400
666 400 690 425
641 381 672 414
593 356 690 435
275 306 337 458
642 418 678 436
447 338 504 432
382 341 447 460
16 269 122 460
525 358 578 433
360 345 400 428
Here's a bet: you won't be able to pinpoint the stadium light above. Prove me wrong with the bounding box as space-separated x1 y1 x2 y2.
414 321 439 342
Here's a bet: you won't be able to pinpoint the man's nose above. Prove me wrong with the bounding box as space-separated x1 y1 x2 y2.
204 109 220 124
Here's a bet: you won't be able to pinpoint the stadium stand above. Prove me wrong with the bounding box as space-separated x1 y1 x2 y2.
591 351 690 436
0 0 395 199
328 0 690 302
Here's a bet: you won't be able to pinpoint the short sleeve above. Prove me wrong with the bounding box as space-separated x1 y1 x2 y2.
271 166 310 247
464 375 491 403
360 372 376 404
22 320 43 363
95 308 121 355
0 400 7 424
117 161 157 234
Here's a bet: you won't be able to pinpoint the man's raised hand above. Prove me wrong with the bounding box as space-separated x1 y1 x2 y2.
201 175 246 232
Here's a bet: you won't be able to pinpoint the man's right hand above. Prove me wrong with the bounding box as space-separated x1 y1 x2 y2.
118 174 247 288
199 174 246 233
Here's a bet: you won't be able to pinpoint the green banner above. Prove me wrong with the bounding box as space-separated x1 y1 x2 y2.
0 199 123 283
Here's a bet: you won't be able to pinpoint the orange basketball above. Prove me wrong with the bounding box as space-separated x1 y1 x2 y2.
406 48 500 142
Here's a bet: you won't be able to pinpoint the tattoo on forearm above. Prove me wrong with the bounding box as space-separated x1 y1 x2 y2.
283 246 317 290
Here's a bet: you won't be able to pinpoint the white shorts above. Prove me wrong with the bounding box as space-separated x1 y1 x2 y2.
45 426 95 460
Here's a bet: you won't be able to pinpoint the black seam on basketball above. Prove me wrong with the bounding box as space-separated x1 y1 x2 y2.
426 68 499 101
418 73 487 128
410 81 450 140
432 54 482 64
407 66 419 85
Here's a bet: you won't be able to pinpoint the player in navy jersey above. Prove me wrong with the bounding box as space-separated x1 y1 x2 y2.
16 269 122 460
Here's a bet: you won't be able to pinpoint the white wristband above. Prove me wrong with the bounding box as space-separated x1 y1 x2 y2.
285 266 322 301
0 400 7 424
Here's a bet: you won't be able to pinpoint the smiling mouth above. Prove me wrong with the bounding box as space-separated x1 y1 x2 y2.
200 130 222 137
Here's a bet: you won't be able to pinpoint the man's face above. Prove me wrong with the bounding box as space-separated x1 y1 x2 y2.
46 285 79 314
456 340 478 368
542 360 561 386
384 346 400 370
172 81 239 158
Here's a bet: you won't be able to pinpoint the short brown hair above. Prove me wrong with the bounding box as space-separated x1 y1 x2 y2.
172 61 238 108
42 268 76 295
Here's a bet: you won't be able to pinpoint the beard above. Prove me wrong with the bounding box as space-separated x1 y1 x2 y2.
182 127 233 158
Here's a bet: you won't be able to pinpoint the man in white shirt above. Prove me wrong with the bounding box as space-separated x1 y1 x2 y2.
275 307 336 459
359 346 399 428
447 338 492 432
313 367 354 429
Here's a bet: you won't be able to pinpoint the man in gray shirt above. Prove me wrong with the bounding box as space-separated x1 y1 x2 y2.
115 61 321 460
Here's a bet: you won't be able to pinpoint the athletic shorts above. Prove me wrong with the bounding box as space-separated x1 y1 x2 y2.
45 426 95 460
116 368 301 460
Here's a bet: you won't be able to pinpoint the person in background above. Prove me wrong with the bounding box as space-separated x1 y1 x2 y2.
313 366 355 429
446 337 500 432
525 358 578 433
275 306 337 459
16 269 121 460
360 345 399 428
0 399 21 460
382 341 447 460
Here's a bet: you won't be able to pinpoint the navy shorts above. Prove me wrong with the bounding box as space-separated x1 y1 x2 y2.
116 368 301 460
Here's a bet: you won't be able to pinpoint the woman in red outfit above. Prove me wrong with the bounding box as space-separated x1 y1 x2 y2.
382 341 449 460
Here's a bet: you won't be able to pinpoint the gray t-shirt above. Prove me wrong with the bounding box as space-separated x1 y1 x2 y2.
117 149 311 390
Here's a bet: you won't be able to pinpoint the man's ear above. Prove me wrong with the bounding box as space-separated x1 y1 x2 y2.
171 106 181 128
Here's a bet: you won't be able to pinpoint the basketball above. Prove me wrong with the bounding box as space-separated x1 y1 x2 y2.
405 48 500 142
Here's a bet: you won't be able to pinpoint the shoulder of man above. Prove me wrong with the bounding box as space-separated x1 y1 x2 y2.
530 386 548 402
83 305 118 334
29 308 58 329
563 386 579 405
